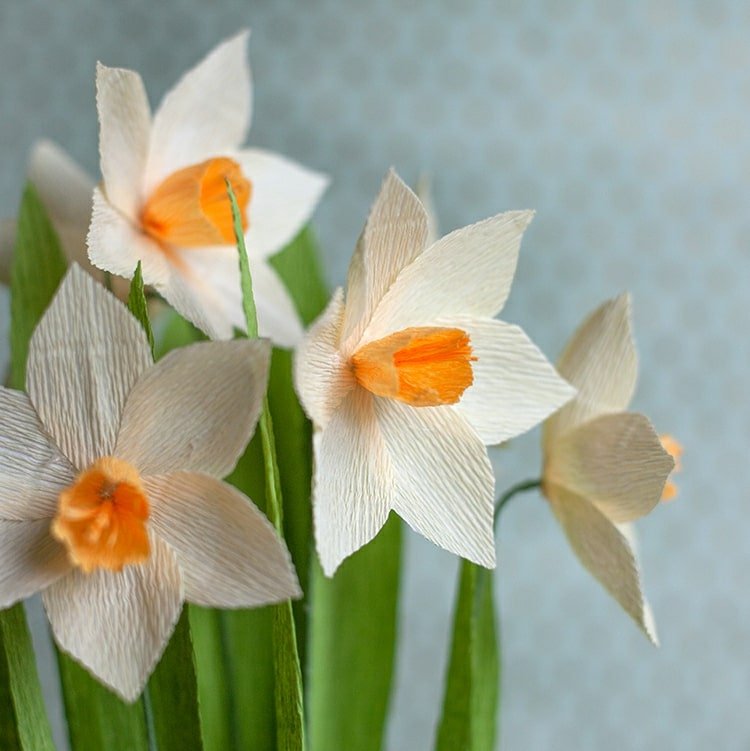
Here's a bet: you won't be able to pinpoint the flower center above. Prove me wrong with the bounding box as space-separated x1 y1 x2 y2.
52 457 150 573
351 327 476 407
140 157 251 247
659 434 683 502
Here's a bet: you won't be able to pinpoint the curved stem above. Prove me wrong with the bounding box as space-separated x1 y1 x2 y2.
493 478 542 526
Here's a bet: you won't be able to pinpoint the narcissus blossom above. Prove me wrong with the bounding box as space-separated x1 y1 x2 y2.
295 170 574 576
541 294 674 642
87 31 328 345
0 266 299 700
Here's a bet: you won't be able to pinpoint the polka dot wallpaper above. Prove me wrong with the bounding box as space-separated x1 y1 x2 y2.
0 1 748 749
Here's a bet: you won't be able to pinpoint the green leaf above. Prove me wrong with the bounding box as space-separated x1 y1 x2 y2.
435 562 499 751
308 519 402 751
147 608 204 751
228 183 305 751
126 261 154 354
3 184 67 750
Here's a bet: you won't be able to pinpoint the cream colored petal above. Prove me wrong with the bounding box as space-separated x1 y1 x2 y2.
43 533 182 702
548 486 657 643
448 317 575 445
146 472 300 607
96 64 151 220
0 218 14 285
26 266 152 471
360 210 534 346
415 174 440 246
0 519 71 607
146 31 251 191
238 148 329 261
116 340 270 478
313 388 393 576
294 288 355 430
618 522 659 644
0 387 74 520
375 399 496 568
546 412 674 524
340 170 429 350
544 293 637 448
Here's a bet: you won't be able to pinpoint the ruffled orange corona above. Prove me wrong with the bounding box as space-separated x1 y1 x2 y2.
141 157 251 248
351 326 476 407
659 434 683 501
52 456 150 573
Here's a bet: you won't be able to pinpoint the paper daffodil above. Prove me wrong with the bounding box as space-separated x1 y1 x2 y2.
541 294 674 642
0 266 299 700
87 31 328 346
295 170 575 576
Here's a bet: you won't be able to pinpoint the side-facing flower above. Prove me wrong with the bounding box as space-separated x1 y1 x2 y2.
541 294 674 642
87 31 328 345
0 265 299 700
295 170 575 576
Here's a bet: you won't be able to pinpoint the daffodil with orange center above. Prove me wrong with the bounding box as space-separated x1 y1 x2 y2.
79 31 328 345
541 294 675 643
295 171 575 575
0 266 299 700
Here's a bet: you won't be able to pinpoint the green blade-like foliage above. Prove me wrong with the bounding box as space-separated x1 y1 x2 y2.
435 562 499 751
126 262 154 354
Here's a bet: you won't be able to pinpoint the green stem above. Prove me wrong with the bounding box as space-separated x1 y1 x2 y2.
493 479 542 525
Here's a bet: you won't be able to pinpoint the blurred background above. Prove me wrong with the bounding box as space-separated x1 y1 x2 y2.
0 0 747 748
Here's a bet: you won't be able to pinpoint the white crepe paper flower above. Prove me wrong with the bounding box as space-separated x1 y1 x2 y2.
0 265 300 700
541 294 674 642
295 170 575 576
87 30 328 346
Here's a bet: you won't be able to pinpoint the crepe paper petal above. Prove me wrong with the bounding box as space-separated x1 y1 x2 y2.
375 399 496 568
43 533 183 702
238 148 330 262
548 486 657 643
360 210 534 346
449 317 575 445
26 266 152 471
618 522 659 644
0 520 70 608
116 339 270 478
341 170 428 349
415 174 440 247
145 472 300 607
314 389 393 576
96 64 151 221
0 388 74 521
294 289 355 429
546 412 674 524
146 31 251 192
544 293 637 447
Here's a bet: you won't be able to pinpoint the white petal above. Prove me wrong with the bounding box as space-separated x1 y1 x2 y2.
0 519 70 607
449 317 575 445
0 218 13 284
361 210 534 346
313 388 393 576
116 340 270 478
618 522 659 644
548 486 656 643
294 288 355 429
0 387 74 520
375 399 496 567
96 64 151 220
26 266 152 470
339 170 428 350
146 31 251 191
145 472 300 607
415 174 440 246
544 293 637 447
546 412 673 524
43 534 183 702
238 148 329 261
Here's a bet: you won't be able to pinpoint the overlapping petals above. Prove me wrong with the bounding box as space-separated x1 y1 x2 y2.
0 266 299 699
296 170 574 575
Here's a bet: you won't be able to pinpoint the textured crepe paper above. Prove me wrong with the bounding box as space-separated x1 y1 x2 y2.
87 30 328 345
295 169 575 576
0 266 300 700
542 294 674 642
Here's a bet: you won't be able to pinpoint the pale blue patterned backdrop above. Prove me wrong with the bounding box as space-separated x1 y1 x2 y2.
0 1 748 748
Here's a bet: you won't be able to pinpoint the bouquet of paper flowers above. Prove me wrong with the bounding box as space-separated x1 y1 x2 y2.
0 32 681 751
